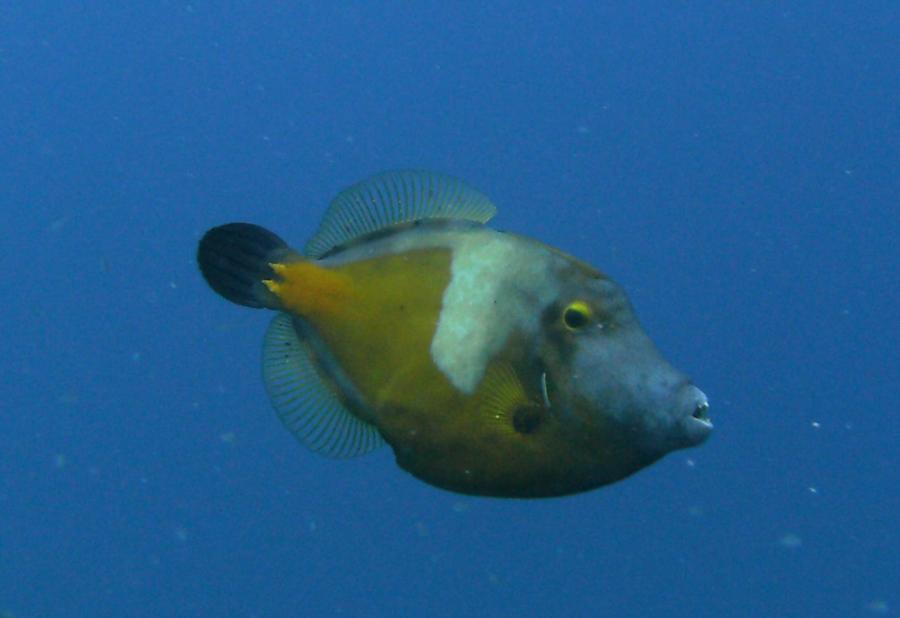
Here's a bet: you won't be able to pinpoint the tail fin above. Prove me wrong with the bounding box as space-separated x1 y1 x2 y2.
197 223 290 308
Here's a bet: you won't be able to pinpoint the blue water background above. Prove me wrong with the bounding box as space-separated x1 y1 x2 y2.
1 3 897 617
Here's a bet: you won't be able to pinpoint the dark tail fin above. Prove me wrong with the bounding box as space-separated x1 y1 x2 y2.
197 223 290 308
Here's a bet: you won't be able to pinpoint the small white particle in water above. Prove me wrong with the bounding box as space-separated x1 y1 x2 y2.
778 533 802 549
685 458 696 468
811 421 820 429
57 391 79 405
808 487 819 494
451 501 469 513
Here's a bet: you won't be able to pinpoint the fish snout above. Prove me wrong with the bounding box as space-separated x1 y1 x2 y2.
677 384 713 446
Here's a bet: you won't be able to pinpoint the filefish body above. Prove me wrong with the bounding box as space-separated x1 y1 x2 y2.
197 171 712 498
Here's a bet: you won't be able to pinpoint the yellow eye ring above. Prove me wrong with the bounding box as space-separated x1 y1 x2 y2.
563 301 592 330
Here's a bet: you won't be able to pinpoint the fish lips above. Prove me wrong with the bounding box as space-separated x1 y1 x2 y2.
677 384 713 447
633 381 713 455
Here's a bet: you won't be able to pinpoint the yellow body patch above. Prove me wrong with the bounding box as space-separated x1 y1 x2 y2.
266 249 456 415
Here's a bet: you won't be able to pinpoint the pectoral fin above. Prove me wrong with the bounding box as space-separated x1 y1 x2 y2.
477 362 546 436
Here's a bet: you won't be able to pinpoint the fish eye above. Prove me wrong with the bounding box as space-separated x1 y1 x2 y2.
563 301 592 330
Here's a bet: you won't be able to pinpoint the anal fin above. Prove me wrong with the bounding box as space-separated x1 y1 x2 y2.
262 313 384 458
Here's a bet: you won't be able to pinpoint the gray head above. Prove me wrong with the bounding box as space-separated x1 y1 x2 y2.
540 264 712 473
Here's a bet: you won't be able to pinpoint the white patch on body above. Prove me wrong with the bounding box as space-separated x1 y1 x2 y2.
431 230 557 394
320 222 561 394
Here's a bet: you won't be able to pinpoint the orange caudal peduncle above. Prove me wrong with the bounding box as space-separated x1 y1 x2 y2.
263 261 356 320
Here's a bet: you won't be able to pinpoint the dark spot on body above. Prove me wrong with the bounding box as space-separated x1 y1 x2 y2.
513 405 542 434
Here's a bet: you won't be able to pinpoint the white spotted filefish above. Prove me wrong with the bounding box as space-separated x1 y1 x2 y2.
197 171 712 497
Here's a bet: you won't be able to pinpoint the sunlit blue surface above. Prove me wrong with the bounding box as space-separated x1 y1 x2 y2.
1 4 897 617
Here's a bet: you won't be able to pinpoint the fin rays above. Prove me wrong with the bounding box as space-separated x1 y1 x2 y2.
304 170 497 258
262 313 384 458
197 223 289 308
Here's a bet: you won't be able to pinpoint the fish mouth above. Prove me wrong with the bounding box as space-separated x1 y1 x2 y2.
691 400 712 427
680 388 712 445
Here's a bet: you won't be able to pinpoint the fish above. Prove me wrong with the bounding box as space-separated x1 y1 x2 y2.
197 170 712 498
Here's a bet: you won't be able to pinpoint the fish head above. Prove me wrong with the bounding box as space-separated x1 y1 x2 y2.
540 265 712 467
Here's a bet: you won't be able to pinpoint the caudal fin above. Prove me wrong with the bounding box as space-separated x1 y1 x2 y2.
197 223 290 308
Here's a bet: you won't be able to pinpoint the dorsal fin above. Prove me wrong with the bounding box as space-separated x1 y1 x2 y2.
303 170 497 258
